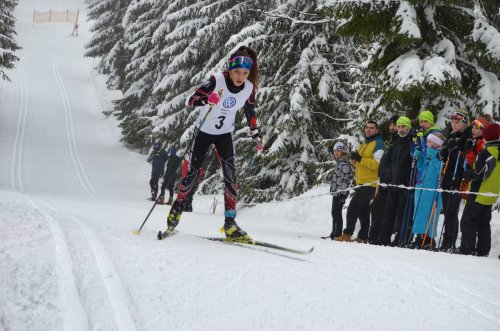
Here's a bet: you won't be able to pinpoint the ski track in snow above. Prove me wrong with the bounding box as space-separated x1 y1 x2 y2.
10 25 33 192
52 57 103 200
39 200 140 331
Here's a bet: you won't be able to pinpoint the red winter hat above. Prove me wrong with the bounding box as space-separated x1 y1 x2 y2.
483 122 500 142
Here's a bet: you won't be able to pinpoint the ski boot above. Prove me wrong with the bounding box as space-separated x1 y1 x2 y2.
222 218 251 241
165 201 183 234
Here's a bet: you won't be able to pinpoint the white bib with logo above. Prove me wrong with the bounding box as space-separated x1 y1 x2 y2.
196 72 253 135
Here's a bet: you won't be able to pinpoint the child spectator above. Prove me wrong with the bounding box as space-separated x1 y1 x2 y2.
322 142 353 240
411 132 445 249
458 123 500 256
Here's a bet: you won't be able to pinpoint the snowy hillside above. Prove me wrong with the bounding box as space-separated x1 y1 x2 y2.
1 1 500 330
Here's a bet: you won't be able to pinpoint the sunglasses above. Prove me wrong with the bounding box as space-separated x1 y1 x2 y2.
228 56 253 70
472 120 484 129
451 114 468 123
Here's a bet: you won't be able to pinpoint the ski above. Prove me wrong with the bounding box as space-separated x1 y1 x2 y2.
157 229 178 240
200 236 314 255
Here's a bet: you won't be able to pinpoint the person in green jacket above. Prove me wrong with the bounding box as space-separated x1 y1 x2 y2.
458 123 500 256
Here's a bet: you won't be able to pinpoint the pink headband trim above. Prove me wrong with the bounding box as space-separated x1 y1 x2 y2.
427 133 444 147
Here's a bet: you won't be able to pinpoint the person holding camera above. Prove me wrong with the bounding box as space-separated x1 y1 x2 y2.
336 121 385 243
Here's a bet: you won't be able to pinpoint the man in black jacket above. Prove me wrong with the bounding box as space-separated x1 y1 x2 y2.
368 115 399 244
147 142 169 201
158 147 182 205
377 116 413 246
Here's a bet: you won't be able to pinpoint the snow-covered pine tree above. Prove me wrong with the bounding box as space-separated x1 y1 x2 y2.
85 0 131 89
87 0 363 202
226 1 360 202
0 0 20 81
320 0 500 125
113 0 165 150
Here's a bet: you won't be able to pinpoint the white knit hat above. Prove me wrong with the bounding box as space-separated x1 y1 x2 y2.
333 142 348 153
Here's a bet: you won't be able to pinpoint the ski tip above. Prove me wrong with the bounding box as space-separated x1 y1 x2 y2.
157 231 163 240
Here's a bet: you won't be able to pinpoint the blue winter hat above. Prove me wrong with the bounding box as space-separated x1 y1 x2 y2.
153 142 161 151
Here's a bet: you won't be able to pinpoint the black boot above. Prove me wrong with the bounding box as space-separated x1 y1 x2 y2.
223 218 250 240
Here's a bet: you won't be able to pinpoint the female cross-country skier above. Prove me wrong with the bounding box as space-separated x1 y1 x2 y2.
161 46 262 240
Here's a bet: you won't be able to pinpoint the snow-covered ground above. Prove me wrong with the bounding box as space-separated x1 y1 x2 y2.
1 1 500 330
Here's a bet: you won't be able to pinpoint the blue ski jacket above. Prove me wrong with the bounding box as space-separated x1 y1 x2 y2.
412 147 442 236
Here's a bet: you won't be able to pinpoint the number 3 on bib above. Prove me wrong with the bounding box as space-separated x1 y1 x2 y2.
215 116 226 129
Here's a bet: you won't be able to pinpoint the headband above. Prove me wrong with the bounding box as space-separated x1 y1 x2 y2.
427 133 444 147
228 56 253 71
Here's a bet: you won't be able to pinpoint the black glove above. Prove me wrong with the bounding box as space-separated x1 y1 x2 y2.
462 169 476 180
350 151 362 162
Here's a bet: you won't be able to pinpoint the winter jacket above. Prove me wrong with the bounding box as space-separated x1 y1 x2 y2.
465 137 485 168
384 134 412 185
330 153 354 198
355 134 385 187
163 154 182 185
412 147 443 236
148 149 168 177
440 126 472 190
378 132 399 184
466 141 500 205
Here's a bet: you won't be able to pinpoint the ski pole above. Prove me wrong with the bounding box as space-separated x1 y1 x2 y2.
133 195 162 234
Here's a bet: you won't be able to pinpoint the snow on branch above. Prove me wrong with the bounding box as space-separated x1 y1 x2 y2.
394 1 420 39
471 17 500 62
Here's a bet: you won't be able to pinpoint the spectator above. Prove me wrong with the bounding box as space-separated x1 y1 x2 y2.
71 21 79 36
411 132 445 249
336 121 384 243
458 122 500 256
369 115 399 244
377 116 413 246
158 147 182 205
439 108 472 251
147 141 168 201
322 142 353 240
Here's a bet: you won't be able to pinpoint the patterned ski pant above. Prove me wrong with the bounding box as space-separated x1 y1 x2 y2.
176 131 237 216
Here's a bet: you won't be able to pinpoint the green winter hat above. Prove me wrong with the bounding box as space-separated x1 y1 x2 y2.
396 116 412 128
418 110 434 125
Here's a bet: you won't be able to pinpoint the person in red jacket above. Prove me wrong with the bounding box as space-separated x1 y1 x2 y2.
461 116 492 199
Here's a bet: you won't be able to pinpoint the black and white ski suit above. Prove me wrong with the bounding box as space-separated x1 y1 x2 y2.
175 71 257 218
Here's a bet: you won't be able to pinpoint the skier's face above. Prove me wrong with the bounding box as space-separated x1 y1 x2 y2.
229 68 250 86
333 150 343 159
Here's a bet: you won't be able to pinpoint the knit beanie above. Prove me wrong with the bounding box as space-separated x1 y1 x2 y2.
418 110 434 125
483 123 500 142
389 115 399 124
396 116 412 128
333 142 348 153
